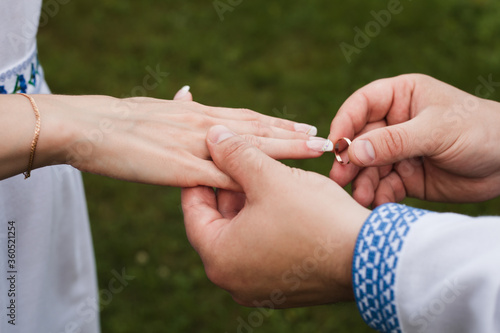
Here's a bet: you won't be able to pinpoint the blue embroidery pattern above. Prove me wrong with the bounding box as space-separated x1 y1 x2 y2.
29 63 39 87
13 75 27 93
0 51 40 94
352 203 430 333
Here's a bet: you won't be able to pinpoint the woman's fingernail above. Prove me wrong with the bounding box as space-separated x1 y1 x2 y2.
208 125 236 144
174 85 190 99
352 140 375 165
294 123 318 136
306 137 333 152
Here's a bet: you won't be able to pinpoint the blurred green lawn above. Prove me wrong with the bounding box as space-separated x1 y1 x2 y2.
37 0 500 332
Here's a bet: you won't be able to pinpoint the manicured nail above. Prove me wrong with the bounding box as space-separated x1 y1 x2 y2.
208 125 236 144
294 123 318 136
174 85 190 99
306 137 333 152
352 140 375 165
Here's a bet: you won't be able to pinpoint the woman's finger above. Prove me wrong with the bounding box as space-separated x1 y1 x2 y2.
202 105 317 135
240 135 327 159
173 85 193 101
221 119 312 140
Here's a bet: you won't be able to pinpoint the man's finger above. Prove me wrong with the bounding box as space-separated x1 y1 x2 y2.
372 172 406 207
193 160 242 191
217 189 246 219
348 113 435 167
206 125 286 200
181 186 225 252
329 75 415 144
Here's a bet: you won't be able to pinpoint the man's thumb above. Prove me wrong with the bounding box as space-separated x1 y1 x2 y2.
348 117 434 166
206 125 279 195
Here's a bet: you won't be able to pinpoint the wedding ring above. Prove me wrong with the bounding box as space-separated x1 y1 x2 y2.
334 137 352 165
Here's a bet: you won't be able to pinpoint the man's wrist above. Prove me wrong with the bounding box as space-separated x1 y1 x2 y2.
326 204 370 302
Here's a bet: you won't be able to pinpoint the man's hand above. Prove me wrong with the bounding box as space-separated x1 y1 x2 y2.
182 125 369 308
329 74 500 207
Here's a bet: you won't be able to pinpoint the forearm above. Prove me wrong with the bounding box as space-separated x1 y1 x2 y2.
0 94 116 180
1 93 321 187
0 95 38 179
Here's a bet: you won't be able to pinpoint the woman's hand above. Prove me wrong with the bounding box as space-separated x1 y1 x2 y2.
182 125 370 307
20 87 328 189
329 74 500 206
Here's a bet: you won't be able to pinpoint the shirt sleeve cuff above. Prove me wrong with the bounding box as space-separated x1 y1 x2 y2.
352 203 431 332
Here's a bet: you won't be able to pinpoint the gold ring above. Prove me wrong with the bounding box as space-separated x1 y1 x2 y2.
334 137 352 165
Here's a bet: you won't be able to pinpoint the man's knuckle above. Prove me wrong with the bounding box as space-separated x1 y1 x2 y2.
223 140 247 158
222 140 250 171
380 128 408 157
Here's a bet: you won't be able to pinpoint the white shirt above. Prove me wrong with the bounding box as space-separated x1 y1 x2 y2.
0 0 40 71
353 203 500 332
0 1 99 332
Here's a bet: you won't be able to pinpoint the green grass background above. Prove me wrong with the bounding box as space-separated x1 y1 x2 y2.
37 0 500 332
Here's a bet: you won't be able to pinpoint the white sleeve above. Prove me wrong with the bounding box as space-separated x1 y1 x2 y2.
351 203 500 333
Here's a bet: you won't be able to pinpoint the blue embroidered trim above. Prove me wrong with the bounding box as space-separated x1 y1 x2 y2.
0 49 40 94
352 203 429 333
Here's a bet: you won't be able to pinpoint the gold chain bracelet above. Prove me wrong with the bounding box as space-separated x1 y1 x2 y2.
19 93 41 179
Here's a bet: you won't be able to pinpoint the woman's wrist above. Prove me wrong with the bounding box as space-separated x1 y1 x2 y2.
34 94 120 170
0 95 42 178
0 94 89 179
